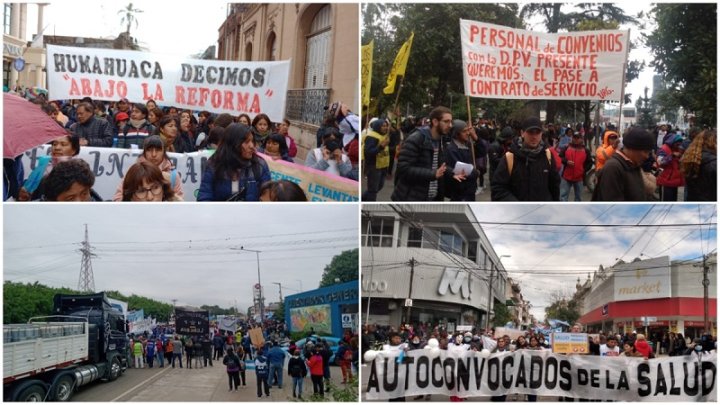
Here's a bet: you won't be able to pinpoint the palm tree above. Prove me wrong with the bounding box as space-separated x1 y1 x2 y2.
118 3 143 36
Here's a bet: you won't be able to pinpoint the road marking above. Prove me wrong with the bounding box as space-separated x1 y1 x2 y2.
110 367 172 402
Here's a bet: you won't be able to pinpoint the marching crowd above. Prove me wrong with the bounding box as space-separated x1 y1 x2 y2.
361 107 716 202
4 94 361 202
123 318 359 400
362 322 717 401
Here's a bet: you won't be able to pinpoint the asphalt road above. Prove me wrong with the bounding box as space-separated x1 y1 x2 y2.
71 360 353 402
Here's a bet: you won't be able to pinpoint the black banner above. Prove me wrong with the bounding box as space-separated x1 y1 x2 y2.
175 309 209 336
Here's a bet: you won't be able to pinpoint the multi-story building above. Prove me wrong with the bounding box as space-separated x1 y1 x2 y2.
576 254 717 340
361 204 508 332
3 3 47 90
217 3 358 160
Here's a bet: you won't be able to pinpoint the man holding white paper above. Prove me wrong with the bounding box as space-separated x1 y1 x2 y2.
444 120 478 201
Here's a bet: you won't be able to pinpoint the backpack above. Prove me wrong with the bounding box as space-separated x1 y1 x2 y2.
505 149 552 174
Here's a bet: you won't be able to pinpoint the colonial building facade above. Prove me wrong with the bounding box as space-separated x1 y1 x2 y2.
217 3 359 160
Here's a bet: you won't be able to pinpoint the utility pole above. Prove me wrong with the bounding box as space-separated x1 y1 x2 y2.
484 263 495 333
405 257 417 324
703 254 710 334
77 224 96 292
273 282 283 302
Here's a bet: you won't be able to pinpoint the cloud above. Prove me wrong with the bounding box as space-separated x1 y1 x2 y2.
4 204 359 311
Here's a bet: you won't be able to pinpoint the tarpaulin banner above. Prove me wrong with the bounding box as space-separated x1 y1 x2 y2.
365 349 716 401
46 45 291 122
21 145 359 202
460 20 629 101
175 309 209 336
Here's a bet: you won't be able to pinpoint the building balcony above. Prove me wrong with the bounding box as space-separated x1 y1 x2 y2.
286 88 331 127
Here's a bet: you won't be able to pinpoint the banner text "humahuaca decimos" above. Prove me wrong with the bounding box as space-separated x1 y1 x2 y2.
52 54 267 87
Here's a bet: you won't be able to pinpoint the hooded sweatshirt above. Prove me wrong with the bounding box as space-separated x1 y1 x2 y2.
595 130 618 171
656 134 685 187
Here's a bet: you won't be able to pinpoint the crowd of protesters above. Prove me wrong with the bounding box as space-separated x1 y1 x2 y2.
362 321 716 401
362 106 716 202
4 94 360 202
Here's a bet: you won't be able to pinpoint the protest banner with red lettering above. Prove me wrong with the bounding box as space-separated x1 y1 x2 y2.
460 20 629 101
46 45 290 122
21 145 359 202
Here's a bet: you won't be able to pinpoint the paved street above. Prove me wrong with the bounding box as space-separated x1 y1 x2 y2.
72 361 351 402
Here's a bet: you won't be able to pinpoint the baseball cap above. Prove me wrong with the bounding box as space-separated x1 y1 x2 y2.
118 97 129 103
522 117 543 132
115 112 129 122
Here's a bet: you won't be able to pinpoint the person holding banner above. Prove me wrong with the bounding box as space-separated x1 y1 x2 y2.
70 102 114 147
491 117 560 201
391 106 453 201
198 123 271 201
113 136 184 201
259 133 293 163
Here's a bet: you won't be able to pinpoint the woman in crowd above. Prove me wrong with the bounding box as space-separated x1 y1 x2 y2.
146 99 158 111
113 135 184 200
18 134 81 201
198 123 271 201
148 107 164 127
259 180 307 201
444 120 478 201
237 113 251 126
259 133 293 162
251 113 273 144
277 118 298 158
121 161 180 202
680 129 717 201
656 133 685 201
41 159 96 202
118 104 155 148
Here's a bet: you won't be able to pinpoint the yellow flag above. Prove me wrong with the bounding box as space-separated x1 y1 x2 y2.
383 32 414 94
361 40 374 107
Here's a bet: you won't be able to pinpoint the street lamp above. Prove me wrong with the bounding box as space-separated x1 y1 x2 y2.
485 255 511 333
231 246 264 323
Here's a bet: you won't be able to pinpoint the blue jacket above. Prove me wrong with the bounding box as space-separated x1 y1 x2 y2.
267 346 286 365
255 355 270 378
197 158 270 201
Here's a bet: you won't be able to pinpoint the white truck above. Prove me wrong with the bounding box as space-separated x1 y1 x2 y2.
3 293 128 401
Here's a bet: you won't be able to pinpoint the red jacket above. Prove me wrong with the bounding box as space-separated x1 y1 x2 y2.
656 144 685 187
306 353 324 376
561 145 589 182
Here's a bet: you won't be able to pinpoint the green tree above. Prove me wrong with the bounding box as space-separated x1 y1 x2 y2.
544 298 580 326
273 301 285 322
319 249 359 287
645 3 717 127
363 3 521 120
492 300 513 327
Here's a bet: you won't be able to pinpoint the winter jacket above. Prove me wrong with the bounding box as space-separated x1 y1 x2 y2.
362 130 390 170
490 140 560 201
267 346 286 365
444 139 478 200
306 353 324 376
559 143 592 182
488 140 511 180
118 120 155 149
224 353 241 372
656 136 685 188
305 148 352 177
173 132 195 154
285 134 298 158
595 130 618 171
112 156 184 201
197 157 270 201
70 116 114 147
288 356 307 378
685 150 717 201
592 151 647 201
391 128 445 201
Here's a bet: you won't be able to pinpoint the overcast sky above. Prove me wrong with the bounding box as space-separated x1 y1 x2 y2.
4 204 358 311
471 204 717 321
24 0 228 57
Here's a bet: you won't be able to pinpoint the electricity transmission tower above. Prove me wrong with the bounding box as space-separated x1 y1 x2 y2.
77 224 96 292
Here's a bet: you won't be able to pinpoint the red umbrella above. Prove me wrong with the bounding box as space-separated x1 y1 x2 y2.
3 93 69 158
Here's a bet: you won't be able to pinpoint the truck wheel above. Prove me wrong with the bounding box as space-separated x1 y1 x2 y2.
52 375 75 402
16 384 47 402
108 358 122 381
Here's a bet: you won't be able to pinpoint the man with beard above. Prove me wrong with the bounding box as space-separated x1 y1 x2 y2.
491 117 560 201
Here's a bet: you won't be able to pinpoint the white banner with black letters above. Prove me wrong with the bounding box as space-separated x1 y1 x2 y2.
364 349 716 401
